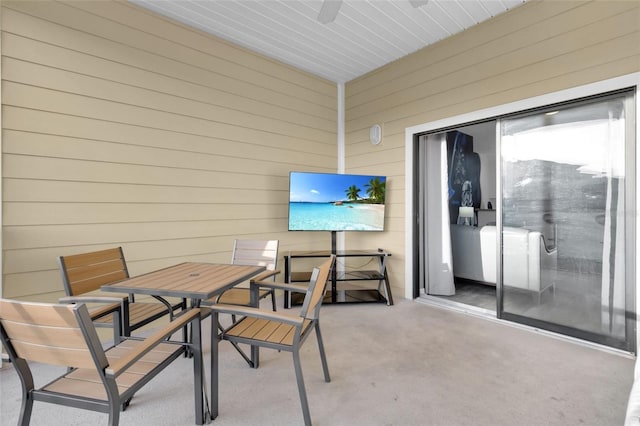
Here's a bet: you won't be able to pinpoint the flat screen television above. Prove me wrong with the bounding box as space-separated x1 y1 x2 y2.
288 171 386 232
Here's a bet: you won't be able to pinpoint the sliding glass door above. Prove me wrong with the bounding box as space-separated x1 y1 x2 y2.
499 90 635 351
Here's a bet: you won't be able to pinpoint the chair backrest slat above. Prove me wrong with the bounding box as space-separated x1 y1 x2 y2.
231 240 279 270
3 320 86 349
300 255 335 320
0 300 98 369
58 247 129 296
9 338 96 368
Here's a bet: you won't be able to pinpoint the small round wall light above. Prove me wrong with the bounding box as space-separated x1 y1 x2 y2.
369 124 382 145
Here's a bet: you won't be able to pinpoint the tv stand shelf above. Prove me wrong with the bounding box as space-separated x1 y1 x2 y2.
284 250 393 308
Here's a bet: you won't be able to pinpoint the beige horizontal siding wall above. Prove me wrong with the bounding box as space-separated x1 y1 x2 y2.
1 0 337 301
344 1 640 296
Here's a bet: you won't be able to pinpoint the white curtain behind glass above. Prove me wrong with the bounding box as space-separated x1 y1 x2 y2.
422 134 455 296
601 107 626 338
502 102 627 338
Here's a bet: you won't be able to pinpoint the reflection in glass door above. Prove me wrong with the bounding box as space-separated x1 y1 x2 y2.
499 91 635 351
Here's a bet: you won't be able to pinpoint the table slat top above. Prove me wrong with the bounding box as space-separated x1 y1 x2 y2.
101 262 265 300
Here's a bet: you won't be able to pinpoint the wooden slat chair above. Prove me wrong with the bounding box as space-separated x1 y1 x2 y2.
202 240 280 367
205 239 280 310
0 298 205 426
209 255 335 426
58 247 185 337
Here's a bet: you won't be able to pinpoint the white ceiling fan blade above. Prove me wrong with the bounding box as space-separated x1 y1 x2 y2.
318 0 342 24
409 0 429 7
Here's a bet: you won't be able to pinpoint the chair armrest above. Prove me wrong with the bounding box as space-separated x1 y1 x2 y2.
58 296 126 321
211 270 282 304
251 269 281 282
105 308 201 378
250 281 310 294
59 295 128 305
208 304 303 326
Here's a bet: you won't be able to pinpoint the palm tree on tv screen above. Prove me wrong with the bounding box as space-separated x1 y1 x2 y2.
345 185 361 201
365 177 385 204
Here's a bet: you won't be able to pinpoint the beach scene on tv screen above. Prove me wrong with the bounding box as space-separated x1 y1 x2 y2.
288 172 386 231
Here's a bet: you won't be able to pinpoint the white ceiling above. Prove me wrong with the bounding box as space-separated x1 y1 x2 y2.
131 0 526 83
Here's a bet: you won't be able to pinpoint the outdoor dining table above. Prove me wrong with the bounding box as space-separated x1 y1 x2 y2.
101 261 266 424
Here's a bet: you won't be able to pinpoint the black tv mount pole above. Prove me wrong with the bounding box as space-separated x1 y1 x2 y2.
330 230 338 302
331 230 337 255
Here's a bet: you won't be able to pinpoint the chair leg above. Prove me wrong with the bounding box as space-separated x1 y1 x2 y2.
271 290 277 311
181 298 189 348
251 343 260 369
191 313 205 425
15 359 34 426
314 323 331 383
293 348 312 426
108 403 120 426
106 385 120 426
211 311 220 420
112 307 122 345
122 299 131 337
18 395 33 426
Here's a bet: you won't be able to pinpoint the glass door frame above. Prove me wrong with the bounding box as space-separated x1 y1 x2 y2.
406 73 640 354
495 90 636 352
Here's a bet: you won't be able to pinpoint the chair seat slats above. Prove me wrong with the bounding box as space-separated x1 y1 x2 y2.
281 319 311 346
106 342 180 370
213 288 271 305
240 317 270 337
70 352 178 388
92 314 115 325
42 340 185 401
111 371 146 388
253 319 283 341
226 317 313 346
127 303 175 323
115 340 177 354
268 321 297 344
138 349 180 364
226 317 292 346
113 360 158 376
91 303 179 335
63 369 137 391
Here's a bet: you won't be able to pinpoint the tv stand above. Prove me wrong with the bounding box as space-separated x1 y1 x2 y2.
283 249 393 308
